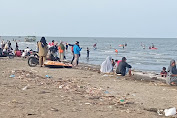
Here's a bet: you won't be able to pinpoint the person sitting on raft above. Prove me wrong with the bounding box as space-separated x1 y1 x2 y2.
116 57 132 76
166 60 177 85
161 67 167 77
100 56 113 73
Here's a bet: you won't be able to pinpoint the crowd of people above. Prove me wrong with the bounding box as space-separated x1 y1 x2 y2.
0 40 13 56
36 37 83 67
1 37 177 86
100 56 177 85
100 56 132 76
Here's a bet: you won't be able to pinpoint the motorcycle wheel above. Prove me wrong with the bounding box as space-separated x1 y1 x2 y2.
28 57 38 67
9 54 14 59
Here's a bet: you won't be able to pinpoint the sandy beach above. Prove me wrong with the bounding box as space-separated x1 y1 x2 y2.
0 57 177 118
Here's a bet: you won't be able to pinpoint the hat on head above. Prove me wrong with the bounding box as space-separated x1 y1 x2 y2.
122 57 127 61
75 41 79 44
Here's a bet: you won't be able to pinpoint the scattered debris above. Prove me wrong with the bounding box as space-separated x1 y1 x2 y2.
120 99 125 102
22 84 30 90
38 91 50 94
50 107 59 112
46 75 52 78
85 103 92 105
157 109 164 116
164 107 176 116
8 69 135 108
9 75 15 78
27 113 36 116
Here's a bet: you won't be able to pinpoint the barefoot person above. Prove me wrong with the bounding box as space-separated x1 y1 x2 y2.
73 41 82 66
116 57 132 76
167 60 177 85
37 37 48 67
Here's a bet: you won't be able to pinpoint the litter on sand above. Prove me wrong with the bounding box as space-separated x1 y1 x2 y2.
9 75 15 78
164 107 176 116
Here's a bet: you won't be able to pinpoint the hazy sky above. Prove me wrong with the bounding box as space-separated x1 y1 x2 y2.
0 0 176 37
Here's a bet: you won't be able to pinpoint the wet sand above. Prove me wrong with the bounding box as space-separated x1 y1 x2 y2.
0 57 177 118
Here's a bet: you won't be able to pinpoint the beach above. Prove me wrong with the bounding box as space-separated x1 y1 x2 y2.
0 57 177 118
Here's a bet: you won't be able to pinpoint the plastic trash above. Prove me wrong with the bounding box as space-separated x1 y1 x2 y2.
22 84 30 90
85 103 91 105
164 107 176 116
120 99 125 102
103 74 108 77
104 91 109 94
45 75 52 78
9 75 15 78
157 110 164 116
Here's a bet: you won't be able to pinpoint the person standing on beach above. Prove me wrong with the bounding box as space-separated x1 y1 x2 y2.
73 41 82 66
116 57 132 76
87 47 90 59
1 40 5 49
66 43 68 51
37 37 48 67
68 44 75 64
15 42 19 51
58 41 65 61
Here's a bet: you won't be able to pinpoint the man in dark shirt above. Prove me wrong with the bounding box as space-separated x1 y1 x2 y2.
116 57 132 76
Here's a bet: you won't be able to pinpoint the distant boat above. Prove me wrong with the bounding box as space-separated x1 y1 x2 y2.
24 36 36 42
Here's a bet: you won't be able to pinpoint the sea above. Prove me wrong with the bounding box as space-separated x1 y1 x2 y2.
1 36 177 73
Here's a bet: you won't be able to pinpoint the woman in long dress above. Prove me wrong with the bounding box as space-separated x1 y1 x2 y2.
166 59 177 85
100 56 113 73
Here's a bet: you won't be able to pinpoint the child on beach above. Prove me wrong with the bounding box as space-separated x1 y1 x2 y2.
161 67 167 77
112 59 115 67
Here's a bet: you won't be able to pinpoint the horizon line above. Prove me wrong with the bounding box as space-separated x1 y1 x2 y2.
0 35 176 39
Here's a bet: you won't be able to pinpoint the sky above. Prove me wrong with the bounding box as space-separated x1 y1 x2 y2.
0 0 177 38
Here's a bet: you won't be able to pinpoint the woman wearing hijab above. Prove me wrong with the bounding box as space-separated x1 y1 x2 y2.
37 37 48 67
167 59 177 85
100 56 113 73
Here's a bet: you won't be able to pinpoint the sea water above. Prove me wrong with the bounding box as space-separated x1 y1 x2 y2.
1 36 177 73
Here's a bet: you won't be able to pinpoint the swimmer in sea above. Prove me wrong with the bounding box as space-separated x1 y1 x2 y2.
143 45 145 49
152 43 155 48
93 43 97 48
115 49 118 53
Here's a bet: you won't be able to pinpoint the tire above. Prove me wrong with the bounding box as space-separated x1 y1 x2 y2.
9 54 14 59
28 57 38 67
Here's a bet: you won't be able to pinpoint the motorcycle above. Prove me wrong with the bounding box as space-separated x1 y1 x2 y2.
0 48 15 59
28 52 39 67
28 51 60 67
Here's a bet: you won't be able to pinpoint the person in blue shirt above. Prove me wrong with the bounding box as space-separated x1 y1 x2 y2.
73 41 82 66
